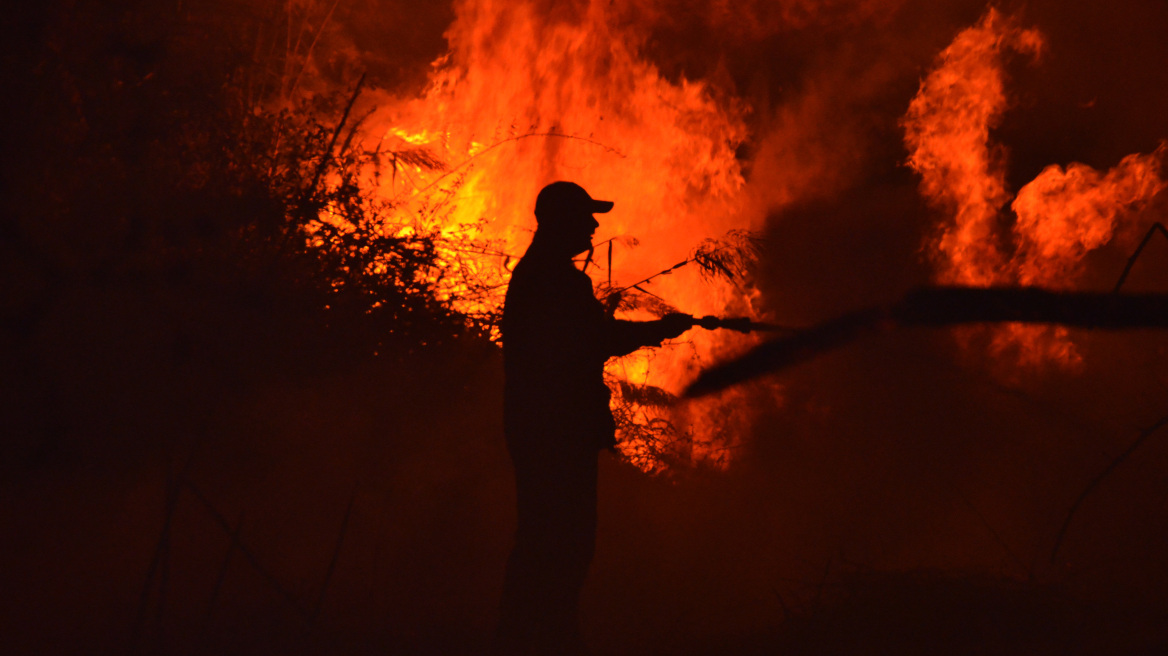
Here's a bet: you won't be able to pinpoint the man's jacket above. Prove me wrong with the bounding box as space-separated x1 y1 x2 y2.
502 246 668 452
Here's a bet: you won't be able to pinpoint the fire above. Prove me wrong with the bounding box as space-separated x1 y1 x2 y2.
903 8 1044 288
1012 153 1166 287
351 0 766 470
903 8 1166 371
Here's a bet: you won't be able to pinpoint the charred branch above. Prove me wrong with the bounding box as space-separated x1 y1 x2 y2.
306 72 367 199
1113 222 1168 293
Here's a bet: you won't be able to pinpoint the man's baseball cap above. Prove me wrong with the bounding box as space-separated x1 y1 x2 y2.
534 181 614 224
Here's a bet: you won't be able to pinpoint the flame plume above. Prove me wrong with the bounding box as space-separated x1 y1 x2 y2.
1012 152 1166 287
903 8 1166 371
903 8 1045 288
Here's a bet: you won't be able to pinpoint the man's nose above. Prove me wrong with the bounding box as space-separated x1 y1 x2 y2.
590 216 599 230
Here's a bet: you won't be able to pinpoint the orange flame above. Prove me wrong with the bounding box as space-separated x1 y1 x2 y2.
904 8 1165 372
903 8 1044 287
1012 153 1166 287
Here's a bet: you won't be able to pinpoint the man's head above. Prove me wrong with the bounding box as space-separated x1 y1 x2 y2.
533 181 613 256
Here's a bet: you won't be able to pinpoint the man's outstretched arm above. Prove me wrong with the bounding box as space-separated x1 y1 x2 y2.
605 313 693 358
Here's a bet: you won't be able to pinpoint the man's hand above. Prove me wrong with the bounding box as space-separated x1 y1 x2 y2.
659 312 695 340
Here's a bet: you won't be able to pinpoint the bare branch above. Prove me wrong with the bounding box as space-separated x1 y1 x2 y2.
1050 413 1168 563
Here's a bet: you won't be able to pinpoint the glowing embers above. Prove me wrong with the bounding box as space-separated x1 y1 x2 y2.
903 8 1166 370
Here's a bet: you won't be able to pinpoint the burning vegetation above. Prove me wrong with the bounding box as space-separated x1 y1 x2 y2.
4 0 1168 654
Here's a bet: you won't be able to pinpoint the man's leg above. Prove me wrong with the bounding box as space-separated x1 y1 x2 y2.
497 439 598 655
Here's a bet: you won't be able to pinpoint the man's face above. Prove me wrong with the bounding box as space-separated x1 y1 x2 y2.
563 209 600 256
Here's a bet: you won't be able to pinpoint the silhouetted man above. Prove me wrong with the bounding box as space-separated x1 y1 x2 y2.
497 181 692 655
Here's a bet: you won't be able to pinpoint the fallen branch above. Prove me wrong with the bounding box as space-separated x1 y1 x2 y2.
312 486 357 620
195 512 245 654
1049 412 1168 563
131 443 201 654
183 481 341 653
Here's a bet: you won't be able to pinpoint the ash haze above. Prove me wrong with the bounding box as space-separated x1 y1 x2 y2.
3 0 1168 654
